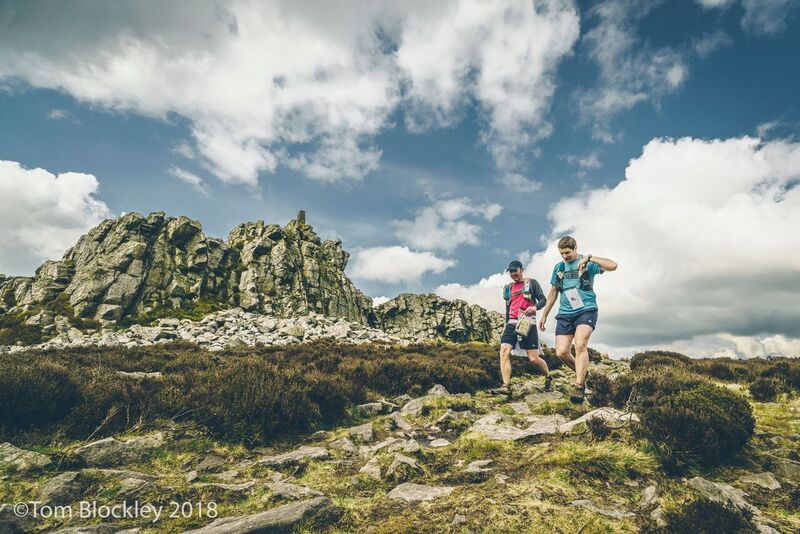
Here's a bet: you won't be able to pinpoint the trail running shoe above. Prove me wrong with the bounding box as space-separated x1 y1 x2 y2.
543 374 553 392
491 383 513 399
569 384 586 404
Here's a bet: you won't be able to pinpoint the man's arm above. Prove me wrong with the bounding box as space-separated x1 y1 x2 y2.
538 285 559 331
533 280 546 310
580 255 618 272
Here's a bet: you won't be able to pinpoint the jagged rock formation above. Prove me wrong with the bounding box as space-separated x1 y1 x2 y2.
0 211 371 325
371 293 504 343
0 212 504 346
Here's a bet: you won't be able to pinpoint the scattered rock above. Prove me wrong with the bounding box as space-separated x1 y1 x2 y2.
184 496 342 533
428 438 450 448
469 413 564 441
116 477 151 499
453 514 467 526
509 402 531 415
427 384 450 396
465 460 494 473
387 439 421 454
386 454 422 482
741 472 781 491
38 471 82 505
196 454 228 473
355 403 384 418
257 446 329 468
639 485 658 509
347 423 375 443
265 482 323 500
0 442 51 473
560 408 639 433
197 481 256 493
388 412 413 432
387 483 455 503
186 470 199 483
359 457 382 481
524 391 564 404
74 432 165 467
329 437 358 454
687 477 759 514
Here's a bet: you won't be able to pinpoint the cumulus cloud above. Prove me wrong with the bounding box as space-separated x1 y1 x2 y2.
0 160 113 275
0 0 580 184
497 173 543 193
392 197 502 252
168 166 210 197
577 0 689 142
439 136 800 357
47 108 70 120
698 0 798 35
350 246 455 283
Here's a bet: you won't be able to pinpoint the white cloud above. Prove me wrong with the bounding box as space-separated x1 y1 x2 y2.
168 166 210 197
440 136 800 358
577 0 689 142
717 333 800 358
172 142 195 160
698 0 798 35
696 0 735 8
437 272 510 314
693 31 733 58
47 108 69 120
392 197 502 252
0 0 580 184
741 0 798 35
372 295 391 307
498 173 543 193
350 246 455 283
0 160 113 275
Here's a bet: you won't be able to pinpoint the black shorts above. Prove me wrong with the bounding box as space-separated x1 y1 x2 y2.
555 309 598 336
500 321 539 350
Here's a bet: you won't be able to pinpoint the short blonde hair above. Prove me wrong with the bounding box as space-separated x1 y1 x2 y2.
558 236 577 250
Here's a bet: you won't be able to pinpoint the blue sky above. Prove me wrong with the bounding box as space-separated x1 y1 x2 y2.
1 0 799 357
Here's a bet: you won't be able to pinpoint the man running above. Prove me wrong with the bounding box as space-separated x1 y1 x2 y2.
538 237 617 403
494 260 551 398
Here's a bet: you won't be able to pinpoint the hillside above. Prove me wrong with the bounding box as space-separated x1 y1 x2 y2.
1 347 798 533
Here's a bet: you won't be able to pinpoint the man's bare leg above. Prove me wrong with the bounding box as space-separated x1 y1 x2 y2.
573 325 594 387
555 334 576 372
499 343 513 385
526 348 550 377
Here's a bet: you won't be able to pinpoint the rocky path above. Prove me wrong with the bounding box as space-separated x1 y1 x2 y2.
2 358 797 533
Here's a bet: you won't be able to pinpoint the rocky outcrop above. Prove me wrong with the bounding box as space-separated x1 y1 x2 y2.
370 293 503 343
0 210 372 326
0 212 507 346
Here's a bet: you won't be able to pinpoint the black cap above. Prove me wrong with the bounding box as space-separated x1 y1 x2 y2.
506 260 523 272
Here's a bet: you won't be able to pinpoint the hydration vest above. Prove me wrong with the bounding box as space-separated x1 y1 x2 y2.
503 278 537 322
554 259 593 293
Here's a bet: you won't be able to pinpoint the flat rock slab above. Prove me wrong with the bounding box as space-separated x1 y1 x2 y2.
346 423 375 443
387 483 455 503
428 438 451 448
469 413 565 441
741 472 781 491
39 471 82 505
74 432 166 467
0 442 51 473
389 412 413 431
257 446 329 468
560 408 639 433
265 482 323 500
509 402 532 415
185 496 342 534
687 477 759 514
329 437 358 454
524 391 564 404
572 499 635 519
465 460 494 473
523 415 567 436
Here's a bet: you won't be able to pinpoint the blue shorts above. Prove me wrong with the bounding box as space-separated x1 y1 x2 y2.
555 309 598 336
500 321 539 350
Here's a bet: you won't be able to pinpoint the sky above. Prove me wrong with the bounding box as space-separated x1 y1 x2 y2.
1 0 799 359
